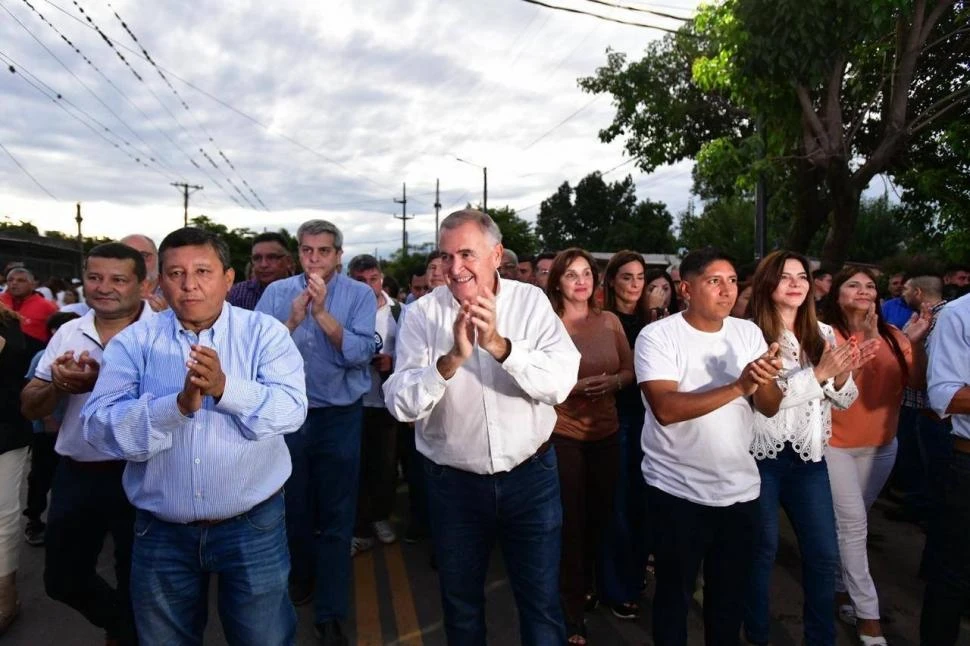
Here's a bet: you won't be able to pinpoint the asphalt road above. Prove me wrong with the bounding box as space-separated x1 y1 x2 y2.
4 484 968 645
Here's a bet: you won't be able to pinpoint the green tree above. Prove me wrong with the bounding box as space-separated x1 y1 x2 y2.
678 197 756 263
485 206 539 256
190 215 257 280
536 173 677 252
581 0 968 265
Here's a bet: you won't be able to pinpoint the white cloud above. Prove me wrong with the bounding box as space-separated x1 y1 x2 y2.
1 0 700 261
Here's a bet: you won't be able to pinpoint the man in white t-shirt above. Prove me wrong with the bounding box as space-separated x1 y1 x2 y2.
347 254 401 554
635 247 782 646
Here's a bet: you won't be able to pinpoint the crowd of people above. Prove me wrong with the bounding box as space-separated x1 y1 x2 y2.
0 209 968 646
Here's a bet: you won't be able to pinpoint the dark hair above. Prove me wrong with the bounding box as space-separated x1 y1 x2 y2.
603 250 650 322
159 228 231 272
820 265 908 378
518 254 535 266
646 268 681 314
47 311 80 334
251 232 288 248
87 242 148 282
535 251 558 266
944 262 970 276
382 275 400 297
679 247 735 281
750 250 825 365
348 254 380 274
425 249 443 269
546 248 599 316
814 268 833 281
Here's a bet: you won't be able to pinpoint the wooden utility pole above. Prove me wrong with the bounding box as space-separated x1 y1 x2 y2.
393 182 413 258
171 182 203 226
74 202 83 276
433 178 442 244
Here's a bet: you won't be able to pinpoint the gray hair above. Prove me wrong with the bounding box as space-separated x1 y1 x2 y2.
438 209 502 246
5 266 34 282
297 219 343 250
502 249 518 265
120 234 158 254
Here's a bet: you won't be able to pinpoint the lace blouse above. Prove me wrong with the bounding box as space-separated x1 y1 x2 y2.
751 322 858 463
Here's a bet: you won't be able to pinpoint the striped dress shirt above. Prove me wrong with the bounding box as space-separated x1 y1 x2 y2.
81 302 308 523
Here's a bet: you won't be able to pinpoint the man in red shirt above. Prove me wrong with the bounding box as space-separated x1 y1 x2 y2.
0 267 57 351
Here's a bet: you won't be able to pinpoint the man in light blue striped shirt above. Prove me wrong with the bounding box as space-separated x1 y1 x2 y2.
256 219 376 645
82 228 308 646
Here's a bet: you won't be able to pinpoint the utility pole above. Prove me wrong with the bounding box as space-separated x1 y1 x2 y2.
433 178 442 244
393 182 413 259
482 167 487 213
74 202 83 277
171 182 203 227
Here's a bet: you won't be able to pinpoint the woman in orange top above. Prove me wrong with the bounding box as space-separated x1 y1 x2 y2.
821 267 914 646
546 248 634 645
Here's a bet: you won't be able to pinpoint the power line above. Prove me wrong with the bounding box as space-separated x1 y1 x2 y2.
580 0 691 22
522 96 600 150
519 0 680 33
0 140 58 199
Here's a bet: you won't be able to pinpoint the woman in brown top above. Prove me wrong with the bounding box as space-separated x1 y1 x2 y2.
546 248 635 645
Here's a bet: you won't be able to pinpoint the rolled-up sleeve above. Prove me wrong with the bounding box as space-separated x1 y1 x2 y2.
927 305 969 419
215 320 308 439
383 305 448 422
82 330 186 462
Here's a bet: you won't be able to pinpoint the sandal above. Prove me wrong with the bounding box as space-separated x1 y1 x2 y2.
610 601 639 620
566 620 587 645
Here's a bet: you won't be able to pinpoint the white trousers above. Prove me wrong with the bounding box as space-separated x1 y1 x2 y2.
825 438 897 620
0 446 28 577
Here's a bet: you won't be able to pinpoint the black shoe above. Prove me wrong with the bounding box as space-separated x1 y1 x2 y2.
288 578 314 607
314 619 349 646
610 601 640 620
24 519 45 547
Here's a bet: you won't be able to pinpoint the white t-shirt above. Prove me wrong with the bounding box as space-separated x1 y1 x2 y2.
363 293 398 408
635 313 766 506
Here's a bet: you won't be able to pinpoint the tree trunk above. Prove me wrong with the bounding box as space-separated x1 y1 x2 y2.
820 164 862 265
785 159 830 253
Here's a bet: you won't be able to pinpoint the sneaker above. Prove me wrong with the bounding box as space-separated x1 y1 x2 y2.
24 520 45 547
610 602 640 620
351 536 375 557
373 520 397 544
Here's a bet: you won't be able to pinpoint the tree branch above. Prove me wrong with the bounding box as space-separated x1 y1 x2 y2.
796 85 830 152
920 0 957 44
909 86 970 134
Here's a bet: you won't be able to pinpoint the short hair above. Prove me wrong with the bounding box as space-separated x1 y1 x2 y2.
535 251 558 266
347 254 380 274
158 227 232 272
251 232 288 248
87 242 148 282
909 275 943 299
382 275 400 297
297 219 343 250
120 234 158 254
679 247 736 281
5 266 34 282
546 248 599 316
438 209 502 246
47 311 80 334
502 249 518 265
814 268 833 281
518 254 535 265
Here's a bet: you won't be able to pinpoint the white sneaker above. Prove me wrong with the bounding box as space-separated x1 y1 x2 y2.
373 520 397 544
351 536 375 557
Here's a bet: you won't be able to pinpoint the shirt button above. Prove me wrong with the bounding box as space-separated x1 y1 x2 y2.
194 458 201 464
195 492 201 498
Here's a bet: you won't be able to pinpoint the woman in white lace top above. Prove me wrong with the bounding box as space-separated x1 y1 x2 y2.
742 251 876 646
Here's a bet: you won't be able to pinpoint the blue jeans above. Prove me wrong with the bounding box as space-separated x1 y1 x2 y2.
423 449 566 646
284 402 362 623
598 411 649 604
744 446 838 645
129 491 296 646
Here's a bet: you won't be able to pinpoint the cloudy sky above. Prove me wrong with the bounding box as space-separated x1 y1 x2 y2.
1 0 699 261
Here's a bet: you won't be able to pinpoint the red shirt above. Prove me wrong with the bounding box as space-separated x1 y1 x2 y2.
0 291 58 343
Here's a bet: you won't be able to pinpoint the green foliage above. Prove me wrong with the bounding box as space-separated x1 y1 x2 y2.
189 215 258 279
678 197 756 263
378 242 436 292
485 206 539 257
42 230 114 253
0 219 39 235
536 172 677 253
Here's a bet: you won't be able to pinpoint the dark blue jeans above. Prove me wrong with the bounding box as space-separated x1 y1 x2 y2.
423 449 566 646
744 445 838 646
284 402 362 623
44 459 136 644
598 410 649 605
920 447 970 645
648 485 760 646
129 491 296 646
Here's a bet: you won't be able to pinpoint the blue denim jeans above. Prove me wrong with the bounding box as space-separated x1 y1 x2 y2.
423 449 566 646
598 411 649 604
129 491 296 646
744 445 838 646
284 402 362 623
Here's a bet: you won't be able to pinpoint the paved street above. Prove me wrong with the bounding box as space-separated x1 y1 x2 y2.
4 484 969 645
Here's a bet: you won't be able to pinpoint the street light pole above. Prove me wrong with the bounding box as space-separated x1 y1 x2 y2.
456 157 488 213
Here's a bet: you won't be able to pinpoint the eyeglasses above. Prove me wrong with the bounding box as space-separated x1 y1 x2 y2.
252 253 287 263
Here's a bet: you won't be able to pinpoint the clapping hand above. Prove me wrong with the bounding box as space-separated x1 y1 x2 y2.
51 350 100 394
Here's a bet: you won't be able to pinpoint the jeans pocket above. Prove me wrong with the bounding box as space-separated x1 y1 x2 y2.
534 447 558 471
133 512 154 538
245 497 285 531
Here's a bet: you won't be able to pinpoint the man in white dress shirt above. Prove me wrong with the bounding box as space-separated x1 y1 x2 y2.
384 209 580 645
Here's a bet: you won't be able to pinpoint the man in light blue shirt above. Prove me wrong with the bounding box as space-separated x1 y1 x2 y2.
256 219 376 646
921 291 970 645
82 228 308 646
